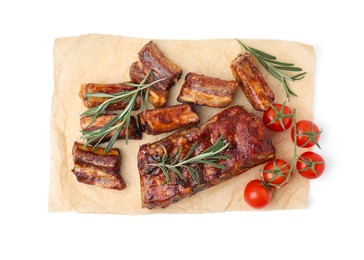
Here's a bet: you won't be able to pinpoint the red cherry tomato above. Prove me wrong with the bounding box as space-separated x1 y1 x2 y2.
261 159 291 188
296 151 325 179
291 120 321 148
263 103 293 132
244 179 271 209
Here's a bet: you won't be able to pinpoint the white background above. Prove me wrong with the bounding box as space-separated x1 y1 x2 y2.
0 0 363 259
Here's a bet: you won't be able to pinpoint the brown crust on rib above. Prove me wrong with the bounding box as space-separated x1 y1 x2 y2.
129 41 182 107
80 114 141 144
79 83 141 111
72 142 125 190
177 73 239 108
137 106 276 209
231 53 275 111
129 61 168 108
137 104 200 135
138 41 182 90
129 61 147 85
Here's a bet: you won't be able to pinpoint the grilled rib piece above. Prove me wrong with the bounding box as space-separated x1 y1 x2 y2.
231 53 275 111
129 41 183 107
138 41 182 90
130 61 168 108
72 142 125 190
137 104 200 135
80 115 141 144
138 106 276 209
177 73 239 108
79 83 141 110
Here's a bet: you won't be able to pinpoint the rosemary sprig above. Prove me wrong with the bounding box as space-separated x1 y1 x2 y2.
236 39 307 100
80 71 166 153
81 71 153 125
149 136 231 185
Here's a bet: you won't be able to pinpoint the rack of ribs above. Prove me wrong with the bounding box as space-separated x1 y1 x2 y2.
137 106 276 209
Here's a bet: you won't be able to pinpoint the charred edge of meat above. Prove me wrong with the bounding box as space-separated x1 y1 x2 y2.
148 88 168 108
129 61 168 108
79 83 141 111
137 104 200 135
138 41 183 91
71 142 125 190
177 72 239 108
80 115 142 144
230 53 275 111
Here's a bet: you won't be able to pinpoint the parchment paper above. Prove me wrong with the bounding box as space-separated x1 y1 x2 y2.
49 34 315 214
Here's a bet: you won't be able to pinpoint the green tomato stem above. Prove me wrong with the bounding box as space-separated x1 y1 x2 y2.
289 109 299 174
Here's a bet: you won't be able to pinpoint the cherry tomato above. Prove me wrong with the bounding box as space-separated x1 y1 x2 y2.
263 103 293 132
291 120 321 148
296 151 325 179
244 179 271 209
261 159 291 188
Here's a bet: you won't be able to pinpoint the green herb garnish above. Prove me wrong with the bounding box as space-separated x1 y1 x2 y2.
149 136 231 185
236 39 306 100
80 71 165 153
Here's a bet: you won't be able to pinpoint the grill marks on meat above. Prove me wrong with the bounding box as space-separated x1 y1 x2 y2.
129 41 183 107
231 53 275 111
137 104 200 135
137 106 276 209
177 73 239 108
72 142 125 190
79 83 141 111
80 115 141 144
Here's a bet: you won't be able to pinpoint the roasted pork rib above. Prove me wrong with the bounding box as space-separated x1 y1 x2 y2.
79 83 141 111
177 73 239 108
80 115 141 144
137 106 276 209
129 41 182 107
72 142 125 190
129 61 169 108
138 41 182 90
231 53 275 111
137 104 200 135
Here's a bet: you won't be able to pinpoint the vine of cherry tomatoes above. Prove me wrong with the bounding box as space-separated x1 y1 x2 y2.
244 103 325 209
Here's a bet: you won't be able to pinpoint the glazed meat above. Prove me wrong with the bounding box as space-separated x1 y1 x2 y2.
72 142 125 190
138 41 182 90
129 41 183 107
231 53 275 111
79 83 141 110
81 114 141 144
137 106 276 209
130 61 168 108
177 73 239 108
137 104 200 135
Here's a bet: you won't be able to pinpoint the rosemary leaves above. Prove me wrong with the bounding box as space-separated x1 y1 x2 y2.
149 136 231 185
80 71 165 153
236 39 306 100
